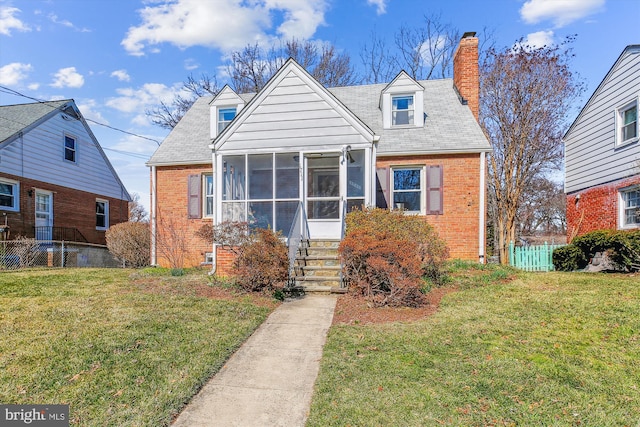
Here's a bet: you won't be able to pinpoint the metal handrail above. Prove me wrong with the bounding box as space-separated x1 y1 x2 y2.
33 226 88 243
286 201 309 287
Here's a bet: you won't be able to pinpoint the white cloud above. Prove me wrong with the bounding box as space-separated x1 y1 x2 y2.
47 12 90 32
0 62 32 85
51 67 85 88
111 69 131 82
0 6 31 35
184 58 199 71
366 0 387 15
121 0 328 56
106 82 187 127
27 82 40 90
522 30 555 49
520 0 605 27
76 99 108 124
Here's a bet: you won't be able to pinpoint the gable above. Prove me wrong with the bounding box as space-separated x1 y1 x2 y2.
0 101 130 201
214 60 375 152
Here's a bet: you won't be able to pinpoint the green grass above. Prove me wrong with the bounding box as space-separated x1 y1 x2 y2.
0 268 275 426
308 270 640 426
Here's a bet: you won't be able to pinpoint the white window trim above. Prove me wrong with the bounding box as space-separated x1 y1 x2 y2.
390 166 425 215
391 94 415 127
96 199 109 230
217 106 237 136
0 178 19 212
203 174 214 218
619 186 640 229
615 98 638 148
64 133 78 164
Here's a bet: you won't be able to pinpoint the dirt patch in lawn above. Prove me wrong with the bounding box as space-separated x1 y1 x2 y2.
131 275 280 309
332 286 457 325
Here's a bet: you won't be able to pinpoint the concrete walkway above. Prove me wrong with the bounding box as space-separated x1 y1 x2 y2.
172 294 337 427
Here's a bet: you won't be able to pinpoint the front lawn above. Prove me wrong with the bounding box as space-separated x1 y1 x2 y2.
308 270 640 426
0 268 276 426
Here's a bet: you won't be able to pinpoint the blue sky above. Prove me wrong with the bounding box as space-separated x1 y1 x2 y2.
1 0 638 211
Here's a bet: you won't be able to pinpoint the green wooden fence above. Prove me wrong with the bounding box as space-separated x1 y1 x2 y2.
509 241 565 272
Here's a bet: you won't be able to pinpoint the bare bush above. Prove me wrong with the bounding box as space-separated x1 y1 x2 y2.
106 222 150 268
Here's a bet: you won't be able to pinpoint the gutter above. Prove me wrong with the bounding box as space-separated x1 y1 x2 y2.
478 152 486 263
150 165 157 266
209 149 217 275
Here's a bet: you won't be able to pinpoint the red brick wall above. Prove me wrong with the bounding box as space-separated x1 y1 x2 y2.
453 35 479 121
0 172 129 245
566 175 640 241
154 165 214 268
376 153 484 261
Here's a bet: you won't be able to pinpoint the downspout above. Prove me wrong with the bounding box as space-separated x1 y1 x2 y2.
150 165 157 266
209 149 217 275
478 151 486 263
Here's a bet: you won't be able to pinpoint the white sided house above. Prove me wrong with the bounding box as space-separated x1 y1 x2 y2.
148 34 491 281
564 45 640 238
0 100 131 245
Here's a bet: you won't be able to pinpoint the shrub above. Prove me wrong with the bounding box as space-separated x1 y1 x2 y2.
556 229 640 272
233 228 289 293
340 207 449 307
552 244 588 271
105 221 150 268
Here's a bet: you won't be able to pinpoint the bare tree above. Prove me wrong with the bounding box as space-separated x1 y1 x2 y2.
148 39 357 129
155 210 190 269
128 193 148 223
361 14 495 84
146 73 221 130
480 37 585 263
517 177 566 236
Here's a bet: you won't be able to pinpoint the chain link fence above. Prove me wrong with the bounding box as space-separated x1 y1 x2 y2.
0 239 121 270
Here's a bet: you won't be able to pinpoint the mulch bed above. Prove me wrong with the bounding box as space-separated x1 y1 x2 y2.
331 286 457 325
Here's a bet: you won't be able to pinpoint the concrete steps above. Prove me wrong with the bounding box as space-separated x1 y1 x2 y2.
291 239 346 293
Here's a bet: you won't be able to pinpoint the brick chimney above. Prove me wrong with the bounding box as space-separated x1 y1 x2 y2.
453 32 479 121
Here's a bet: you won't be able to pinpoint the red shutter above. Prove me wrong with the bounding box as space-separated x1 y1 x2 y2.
376 167 390 209
187 174 202 219
426 165 443 215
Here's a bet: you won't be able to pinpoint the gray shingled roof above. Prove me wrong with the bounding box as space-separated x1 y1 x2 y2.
329 79 490 155
0 100 70 144
147 79 490 166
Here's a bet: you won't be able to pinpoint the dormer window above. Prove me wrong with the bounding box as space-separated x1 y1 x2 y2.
218 107 237 133
392 95 414 126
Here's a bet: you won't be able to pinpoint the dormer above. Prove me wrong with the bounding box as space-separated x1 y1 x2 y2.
380 71 425 129
210 85 245 139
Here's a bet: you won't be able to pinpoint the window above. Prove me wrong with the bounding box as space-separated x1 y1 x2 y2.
389 165 443 214
218 107 237 134
620 187 640 228
0 179 19 212
64 135 77 162
204 174 214 217
96 200 109 230
392 95 414 126
204 252 214 264
617 101 638 146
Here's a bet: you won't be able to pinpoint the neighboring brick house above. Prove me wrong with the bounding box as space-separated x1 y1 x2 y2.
0 100 131 245
148 33 491 273
564 45 640 239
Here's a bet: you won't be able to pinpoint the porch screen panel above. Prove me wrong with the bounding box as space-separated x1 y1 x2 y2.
347 149 365 212
222 156 246 201
276 201 298 235
248 154 273 200
249 201 273 229
276 154 299 199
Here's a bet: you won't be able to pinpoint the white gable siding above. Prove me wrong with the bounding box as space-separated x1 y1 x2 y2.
565 50 640 194
0 113 127 199
219 71 369 152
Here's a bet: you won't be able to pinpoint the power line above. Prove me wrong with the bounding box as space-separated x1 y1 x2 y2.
0 85 162 146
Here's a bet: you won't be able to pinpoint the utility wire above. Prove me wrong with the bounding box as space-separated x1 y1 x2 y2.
0 85 162 146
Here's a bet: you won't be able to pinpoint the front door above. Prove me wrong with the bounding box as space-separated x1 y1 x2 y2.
305 155 342 238
35 190 53 240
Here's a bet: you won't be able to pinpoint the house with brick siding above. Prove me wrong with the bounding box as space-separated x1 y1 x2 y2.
0 99 131 245
564 45 640 239
148 33 491 275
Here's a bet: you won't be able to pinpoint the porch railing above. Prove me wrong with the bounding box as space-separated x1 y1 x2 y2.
34 226 88 243
286 202 309 287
